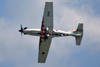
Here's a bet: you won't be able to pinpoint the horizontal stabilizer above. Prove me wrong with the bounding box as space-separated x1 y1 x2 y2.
77 23 83 33
75 35 83 45
75 23 83 45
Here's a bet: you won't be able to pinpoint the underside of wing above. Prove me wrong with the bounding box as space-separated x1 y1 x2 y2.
38 2 53 63
38 36 52 63
41 2 53 33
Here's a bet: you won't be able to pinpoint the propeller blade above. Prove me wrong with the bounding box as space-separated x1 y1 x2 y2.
19 24 24 36
20 24 23 32
21 32 22 36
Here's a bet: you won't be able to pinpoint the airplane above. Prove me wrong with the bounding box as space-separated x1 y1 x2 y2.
18 2 83 63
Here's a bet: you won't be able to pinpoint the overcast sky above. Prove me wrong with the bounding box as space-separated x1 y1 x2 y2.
0 0 100 67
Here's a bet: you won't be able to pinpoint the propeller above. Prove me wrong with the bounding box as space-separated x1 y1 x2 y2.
19 24 24 36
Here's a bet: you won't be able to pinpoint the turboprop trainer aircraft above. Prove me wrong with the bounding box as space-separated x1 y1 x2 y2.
19 2 83 63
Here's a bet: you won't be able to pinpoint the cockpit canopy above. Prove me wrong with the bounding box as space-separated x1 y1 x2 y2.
24 27 28 29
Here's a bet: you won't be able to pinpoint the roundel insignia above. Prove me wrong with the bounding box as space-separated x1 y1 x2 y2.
42 52 45 55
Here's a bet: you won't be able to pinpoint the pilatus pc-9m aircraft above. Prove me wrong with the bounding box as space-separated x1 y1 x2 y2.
19 2 83 63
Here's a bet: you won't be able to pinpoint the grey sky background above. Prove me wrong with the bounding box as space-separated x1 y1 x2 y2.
0 0 100 67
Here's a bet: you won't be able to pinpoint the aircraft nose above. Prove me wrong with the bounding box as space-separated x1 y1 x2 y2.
19 29 22 32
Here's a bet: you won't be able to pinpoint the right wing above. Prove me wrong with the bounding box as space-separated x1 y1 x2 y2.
38 36 52 63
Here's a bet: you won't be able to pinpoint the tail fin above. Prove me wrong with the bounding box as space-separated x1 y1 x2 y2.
75 23 83 45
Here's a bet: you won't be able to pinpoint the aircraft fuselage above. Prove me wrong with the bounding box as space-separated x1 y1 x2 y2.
21 29 81 37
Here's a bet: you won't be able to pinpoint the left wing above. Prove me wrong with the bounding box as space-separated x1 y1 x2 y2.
41 2 53 33
38 2 53 63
